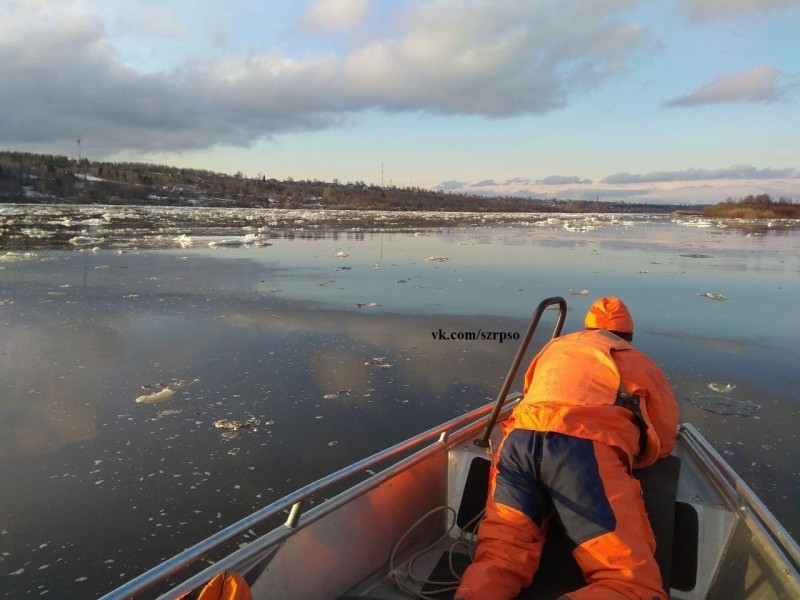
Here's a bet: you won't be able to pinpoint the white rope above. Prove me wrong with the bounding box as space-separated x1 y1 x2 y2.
388 504 485 599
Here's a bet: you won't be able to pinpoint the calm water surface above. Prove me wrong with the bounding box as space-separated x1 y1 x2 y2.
1 205 799 598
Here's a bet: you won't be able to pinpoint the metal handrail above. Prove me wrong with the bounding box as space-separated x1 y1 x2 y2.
475 296 567 447
678 423 800 571
98 397 519 600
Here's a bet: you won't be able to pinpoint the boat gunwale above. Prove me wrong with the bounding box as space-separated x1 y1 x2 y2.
99 411 799 599
98 394 522 600
678 423 800 575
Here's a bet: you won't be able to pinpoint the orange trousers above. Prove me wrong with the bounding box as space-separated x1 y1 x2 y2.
455 430 665 600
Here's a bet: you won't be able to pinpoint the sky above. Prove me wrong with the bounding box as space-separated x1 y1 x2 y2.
1 0 799 204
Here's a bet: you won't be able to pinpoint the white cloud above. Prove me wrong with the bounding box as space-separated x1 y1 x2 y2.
0 0 652 154
302 0 369 32
339 1 652 117
664 64 796 107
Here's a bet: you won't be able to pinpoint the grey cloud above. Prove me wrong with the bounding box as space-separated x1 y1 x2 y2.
503 177 533 185
602 165 800 184
0 1 652 154
436 180 469 191
664 64 797 107
536 175 593 185
678 0 795 20
470 179 499 187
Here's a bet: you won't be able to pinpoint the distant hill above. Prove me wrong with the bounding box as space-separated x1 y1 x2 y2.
1 150 701 214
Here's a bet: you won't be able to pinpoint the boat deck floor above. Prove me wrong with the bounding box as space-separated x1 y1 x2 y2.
348 456 682 600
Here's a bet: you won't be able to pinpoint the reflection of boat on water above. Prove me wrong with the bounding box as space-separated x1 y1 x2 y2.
101 298 800 600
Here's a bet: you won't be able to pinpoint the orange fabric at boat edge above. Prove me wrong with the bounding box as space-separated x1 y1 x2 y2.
177 571 253 600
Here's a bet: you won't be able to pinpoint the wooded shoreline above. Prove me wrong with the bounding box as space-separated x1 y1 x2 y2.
2 151 796 218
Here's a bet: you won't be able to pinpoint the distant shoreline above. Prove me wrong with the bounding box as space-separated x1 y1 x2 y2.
2 151 796 218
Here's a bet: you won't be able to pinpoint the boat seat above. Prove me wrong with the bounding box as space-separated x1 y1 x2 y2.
424 454 682 599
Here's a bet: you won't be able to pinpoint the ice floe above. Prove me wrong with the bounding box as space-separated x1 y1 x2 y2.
208 234 263 247
354 302 379 309
154 409 184 419
365 357 391 369
135 378 200 403
213 417 261 431
686 395 760 417
696 292 727 301
708 382 736 393
0 251 37 262
135 388 175 404
175 234 193 247
69 236 103 246
323 390 356 399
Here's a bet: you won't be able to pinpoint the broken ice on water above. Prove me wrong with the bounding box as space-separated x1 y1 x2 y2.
323 390 356 399
686 395 760 417
135 388 175 404
365 357 391 369
354 302 378 309
69 236 103 246
154 409 184 419
135 378 200 403
213 417 261 431
208 234 267 247
175 234 193 247
1 251 37 262
708 382 736 393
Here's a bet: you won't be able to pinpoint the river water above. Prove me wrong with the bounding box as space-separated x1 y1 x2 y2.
1 205 798 598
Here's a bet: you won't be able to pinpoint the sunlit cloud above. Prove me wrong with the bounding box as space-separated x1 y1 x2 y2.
0 0 651 153
665 64 797 107
302 0 369 32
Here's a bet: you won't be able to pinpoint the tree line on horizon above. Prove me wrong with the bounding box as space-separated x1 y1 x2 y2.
700 193 799 218
1 150 790 216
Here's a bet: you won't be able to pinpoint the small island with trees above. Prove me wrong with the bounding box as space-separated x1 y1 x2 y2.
697 194 799 219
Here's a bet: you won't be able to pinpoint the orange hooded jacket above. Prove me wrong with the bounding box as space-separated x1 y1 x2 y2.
511 329 678 469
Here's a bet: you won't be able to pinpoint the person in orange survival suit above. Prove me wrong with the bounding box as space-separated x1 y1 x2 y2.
455 297 679 600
